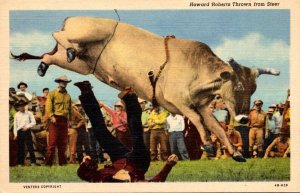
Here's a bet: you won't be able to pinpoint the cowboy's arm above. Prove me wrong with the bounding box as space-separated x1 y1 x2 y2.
45 92 54 117
149 154 177 182
283 139 290 157
264 137 278 158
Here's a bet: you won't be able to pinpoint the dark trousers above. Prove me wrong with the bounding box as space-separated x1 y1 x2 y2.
235 125 250 158
88 127 104 163
17 129 36 165
76 127 91 163
79 92 150 173
169 131 189 160
46 115 68 165
143 130 151 151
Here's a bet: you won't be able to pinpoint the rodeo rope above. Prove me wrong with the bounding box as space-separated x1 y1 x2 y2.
91 9 121 74
149 35 175 107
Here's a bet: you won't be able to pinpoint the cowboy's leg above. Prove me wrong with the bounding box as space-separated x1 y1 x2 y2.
24 130 37 164
122 93 150 173
79 91 130 162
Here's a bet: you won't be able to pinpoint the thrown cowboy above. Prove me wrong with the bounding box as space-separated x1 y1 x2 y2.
75 81 178 182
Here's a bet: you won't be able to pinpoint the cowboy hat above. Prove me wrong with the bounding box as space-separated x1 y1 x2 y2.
114 100 124 108
17 82 28 89
254 99 263 105
15 99 28 107
55 75 72 83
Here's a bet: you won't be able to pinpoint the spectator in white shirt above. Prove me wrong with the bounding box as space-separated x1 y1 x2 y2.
16 81 32 101
14 100 38 166
274 103 284 134
166 113 189 160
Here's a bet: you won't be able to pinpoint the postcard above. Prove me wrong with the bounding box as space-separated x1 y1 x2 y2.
0 0 299 192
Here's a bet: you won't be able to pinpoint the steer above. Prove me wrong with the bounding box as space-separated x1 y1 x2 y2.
11 16 280 162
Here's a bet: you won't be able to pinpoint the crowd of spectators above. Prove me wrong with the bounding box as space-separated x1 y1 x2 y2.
9 78 290 167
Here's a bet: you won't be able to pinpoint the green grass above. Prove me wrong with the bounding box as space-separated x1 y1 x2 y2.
10 158 290 182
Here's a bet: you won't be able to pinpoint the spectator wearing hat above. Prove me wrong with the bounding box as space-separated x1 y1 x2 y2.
9 97 18 166
17 81 32 101
274 103 284 134
74 101 91 163
139 98 151 151
100 100 132 150
264 108 276 150
264 131 290 158
148 106 169 161
248 99 269 158
13 100 38 166
45 75 72 166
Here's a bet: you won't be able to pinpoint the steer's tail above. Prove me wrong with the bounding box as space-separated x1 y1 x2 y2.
10 52 42 61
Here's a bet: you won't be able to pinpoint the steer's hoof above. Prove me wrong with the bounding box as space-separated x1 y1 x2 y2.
232 152 246 162
201 144 215 156
67 48 76 63
37 62 49 77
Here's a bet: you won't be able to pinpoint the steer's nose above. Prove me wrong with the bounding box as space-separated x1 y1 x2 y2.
37 62 49 77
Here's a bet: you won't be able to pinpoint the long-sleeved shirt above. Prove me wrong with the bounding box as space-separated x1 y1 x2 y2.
148 110 168 130
166 114 185 132
267 116 276 134
45 88 72 120
77 157 175 182
248 109 269 132
102 105 127 132
141 111 150 128
273 112 283 129
14 110 36 136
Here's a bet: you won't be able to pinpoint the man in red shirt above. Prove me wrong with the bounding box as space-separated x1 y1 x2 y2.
74 81 178 182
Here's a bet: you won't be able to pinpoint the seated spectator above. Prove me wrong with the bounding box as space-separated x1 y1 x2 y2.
16 81 32 101
264 131 290 158
14 100 39 166
166 113 189 160
201 133 221 160
222 125 243 159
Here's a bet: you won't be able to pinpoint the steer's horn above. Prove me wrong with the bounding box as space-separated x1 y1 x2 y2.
257 68 280 76
228 58 240 71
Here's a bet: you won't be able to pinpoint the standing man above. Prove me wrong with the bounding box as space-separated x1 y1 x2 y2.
14 100 38 166
166 113 189 160
274 103 284 134
45 75 72 166
248 100 269 158
148 106 169 161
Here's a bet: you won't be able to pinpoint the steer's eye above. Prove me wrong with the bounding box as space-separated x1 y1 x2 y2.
234 81 244 92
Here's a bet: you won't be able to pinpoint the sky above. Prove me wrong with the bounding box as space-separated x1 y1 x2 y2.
9 10 290 109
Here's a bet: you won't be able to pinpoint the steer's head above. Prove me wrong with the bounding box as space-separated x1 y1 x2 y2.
227 58 280 115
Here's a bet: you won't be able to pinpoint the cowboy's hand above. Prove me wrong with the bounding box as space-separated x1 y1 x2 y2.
265 131 269 139
82 156 91 164
50 116 56 123
167 154 178 166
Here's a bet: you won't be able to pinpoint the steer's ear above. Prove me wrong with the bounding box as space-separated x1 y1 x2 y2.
220 71 232 80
